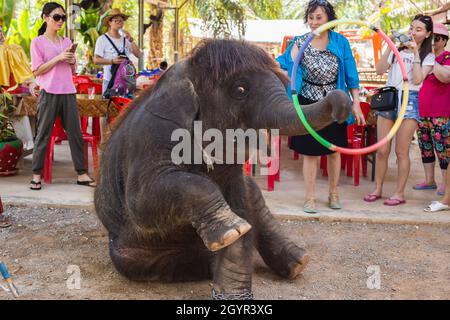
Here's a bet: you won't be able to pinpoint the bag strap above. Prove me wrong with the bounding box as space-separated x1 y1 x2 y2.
104 34 125 55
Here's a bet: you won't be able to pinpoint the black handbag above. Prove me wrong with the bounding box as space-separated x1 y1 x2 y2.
370 86 398 111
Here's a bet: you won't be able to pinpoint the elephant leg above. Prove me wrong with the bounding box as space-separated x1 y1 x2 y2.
127 170 251 252
108 227 215 282
245 177 310 279
212 232 254 300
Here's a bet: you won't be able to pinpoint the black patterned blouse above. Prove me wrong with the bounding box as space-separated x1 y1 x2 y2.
295 34 339 101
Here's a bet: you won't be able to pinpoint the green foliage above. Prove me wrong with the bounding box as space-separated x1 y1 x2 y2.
0 0 15 32
192 0 246 38
244 0 283 20
5 8 41 58
74 6 110 72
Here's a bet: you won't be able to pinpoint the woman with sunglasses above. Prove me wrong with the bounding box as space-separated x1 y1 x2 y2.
364 15 434 206
29 2 95 190
419 23 450 212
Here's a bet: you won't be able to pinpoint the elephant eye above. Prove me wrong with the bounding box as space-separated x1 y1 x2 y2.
230 83 249 100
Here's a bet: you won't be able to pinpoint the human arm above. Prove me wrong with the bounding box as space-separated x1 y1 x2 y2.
349 88 365 125
122 30 143 58
93 54 126 65
31 45 75 77
433 62 450 84
376 47 392 75
342 37 365 125
407 39 433 85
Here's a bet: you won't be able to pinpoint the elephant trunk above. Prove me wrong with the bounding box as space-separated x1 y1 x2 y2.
257 90 352 136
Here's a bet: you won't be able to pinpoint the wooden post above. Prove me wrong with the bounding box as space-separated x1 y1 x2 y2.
138 0 145 70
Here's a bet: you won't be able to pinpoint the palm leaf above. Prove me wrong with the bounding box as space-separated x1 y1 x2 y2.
0 0 15 32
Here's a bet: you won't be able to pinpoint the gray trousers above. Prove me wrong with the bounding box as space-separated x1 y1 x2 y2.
32 90 86 175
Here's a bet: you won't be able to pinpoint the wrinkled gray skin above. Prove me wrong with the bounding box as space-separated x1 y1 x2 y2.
95 40 351 299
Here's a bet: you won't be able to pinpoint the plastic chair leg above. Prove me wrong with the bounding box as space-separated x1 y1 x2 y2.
267 160 274 191
84 142 89 174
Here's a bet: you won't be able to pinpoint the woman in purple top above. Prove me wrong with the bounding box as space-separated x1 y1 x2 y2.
30 2 95 189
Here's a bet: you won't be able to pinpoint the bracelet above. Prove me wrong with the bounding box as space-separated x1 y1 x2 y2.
413 60 421 64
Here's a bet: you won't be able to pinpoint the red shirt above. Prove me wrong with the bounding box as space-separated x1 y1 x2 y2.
419 51 450 117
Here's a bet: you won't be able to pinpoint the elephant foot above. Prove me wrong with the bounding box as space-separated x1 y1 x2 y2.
260 243 310 279
287 249 310 279
204 217 251 252
194 206 251 252
211 289 254 300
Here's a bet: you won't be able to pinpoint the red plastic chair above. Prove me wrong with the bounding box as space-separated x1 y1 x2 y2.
42 117 99 183
77 82 102 95
244 134 281 191
108 96 132 124
320 102 373 186
77 83 104 143
73 75 92 86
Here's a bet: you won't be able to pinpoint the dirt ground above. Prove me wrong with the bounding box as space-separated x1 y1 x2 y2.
0 205 449 300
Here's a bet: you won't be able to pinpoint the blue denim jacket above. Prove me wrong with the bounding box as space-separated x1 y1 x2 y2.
277 31 360 123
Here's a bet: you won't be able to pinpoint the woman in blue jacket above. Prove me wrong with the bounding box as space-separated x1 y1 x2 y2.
277 0 364 213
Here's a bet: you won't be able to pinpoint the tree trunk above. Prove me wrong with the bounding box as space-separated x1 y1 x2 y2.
149 4 164 69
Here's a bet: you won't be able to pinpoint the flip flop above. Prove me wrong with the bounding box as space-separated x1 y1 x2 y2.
383 198 406 206
437 185 446 196
424 201 450 212
77 180 96 187
29 180 42 190
363 194 381 202
413 182 437 190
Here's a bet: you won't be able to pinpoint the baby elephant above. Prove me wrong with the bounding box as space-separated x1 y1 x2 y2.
95 39 351 299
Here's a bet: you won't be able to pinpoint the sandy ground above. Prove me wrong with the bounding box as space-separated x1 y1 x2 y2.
1 205 449 300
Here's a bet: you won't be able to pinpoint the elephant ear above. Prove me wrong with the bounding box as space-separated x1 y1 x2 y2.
146 61 200 131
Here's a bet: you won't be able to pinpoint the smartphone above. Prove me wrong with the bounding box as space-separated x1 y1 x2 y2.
69 42 78 53
118 54 128 59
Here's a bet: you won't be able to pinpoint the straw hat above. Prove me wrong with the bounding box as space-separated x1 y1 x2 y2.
103 8 129 26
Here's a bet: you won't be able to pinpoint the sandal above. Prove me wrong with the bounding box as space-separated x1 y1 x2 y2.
364 194 382 202
383 198 406 206
424 201 450 212
437 185 446 196
303 198 317 214
77 179 96 187
29 180 42 190
413 182 437 190
329 193 342 210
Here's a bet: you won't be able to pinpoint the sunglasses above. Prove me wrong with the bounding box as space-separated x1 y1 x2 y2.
50 14 67 22
112 19 124 23
434 35 446 42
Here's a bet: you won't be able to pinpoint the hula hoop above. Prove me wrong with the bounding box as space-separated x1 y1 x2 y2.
291 19 409 155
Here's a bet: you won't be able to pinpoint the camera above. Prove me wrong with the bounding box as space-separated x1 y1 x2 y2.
392 31 412 43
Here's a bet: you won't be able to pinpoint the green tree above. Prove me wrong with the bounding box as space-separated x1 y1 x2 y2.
0 0 15 32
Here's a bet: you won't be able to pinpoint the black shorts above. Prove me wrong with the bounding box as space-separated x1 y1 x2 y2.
289 95 348 156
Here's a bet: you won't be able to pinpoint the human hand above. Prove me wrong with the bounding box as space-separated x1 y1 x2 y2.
112 56 127 64
121 29 132 41
58 51 75 63
352 102 366 126
406 38 418 52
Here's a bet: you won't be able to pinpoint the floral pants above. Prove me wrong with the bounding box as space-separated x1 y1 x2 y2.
417 117 450 170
